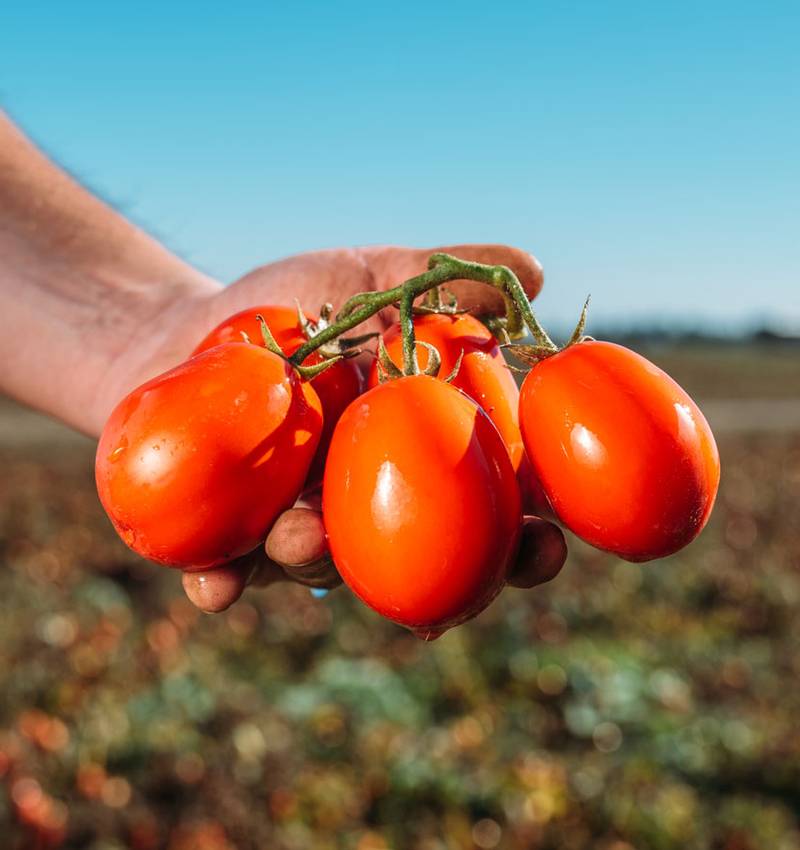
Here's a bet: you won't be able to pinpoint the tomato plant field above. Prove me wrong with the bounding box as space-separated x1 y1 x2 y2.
0 342 798 850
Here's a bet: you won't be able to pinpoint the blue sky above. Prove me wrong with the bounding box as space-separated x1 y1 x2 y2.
2 2 798 332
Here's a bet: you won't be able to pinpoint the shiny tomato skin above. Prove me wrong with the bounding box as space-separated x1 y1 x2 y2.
193 305 308 358
96 344 322 570
323 375 522 630
368 313 524 469
194 305 363 485
519 340 720 562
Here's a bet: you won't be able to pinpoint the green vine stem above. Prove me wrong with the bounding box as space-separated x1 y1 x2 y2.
399 287 419 375
288 253 558 369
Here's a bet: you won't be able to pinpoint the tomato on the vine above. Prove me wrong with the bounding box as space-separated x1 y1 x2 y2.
368 312 553 515
194 305 362 484
323 375 522 631
368 313 523 466
519 340 720 561
96 343 322 570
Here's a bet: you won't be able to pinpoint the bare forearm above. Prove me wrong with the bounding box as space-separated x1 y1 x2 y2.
0 112 220 434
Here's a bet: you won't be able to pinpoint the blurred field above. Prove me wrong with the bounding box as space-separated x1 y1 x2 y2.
1 343 798 850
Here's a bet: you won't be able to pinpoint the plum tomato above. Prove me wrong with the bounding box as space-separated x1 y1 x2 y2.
194 305 362 485
96 343 322 570
519 340 720 561
193 305 308 357
368 313 524 468
323 375 522 631
368 313 551 516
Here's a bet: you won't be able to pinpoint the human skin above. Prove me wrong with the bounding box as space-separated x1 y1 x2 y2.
0 110 566 613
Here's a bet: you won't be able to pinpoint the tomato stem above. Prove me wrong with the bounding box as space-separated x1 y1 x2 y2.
399 287 419 375
287 253 558 367
424 285 443 311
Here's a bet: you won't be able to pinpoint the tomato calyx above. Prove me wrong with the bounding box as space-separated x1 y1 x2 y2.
375 337 465 385
412 285 521 350
245 304 378 382
254 313 345 382
504 296 591 368
375 287 467 385
412 285 466 317
295 302 379 361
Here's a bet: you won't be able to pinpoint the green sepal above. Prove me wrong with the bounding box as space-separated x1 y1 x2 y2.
256 314 287 358
417 341 442 378
504 343 558 366
482 315 512 345
413 286 465 316
294 355 345 381
294 300 314 337
443 349 465 383
566 296 591 347
377 338 404 381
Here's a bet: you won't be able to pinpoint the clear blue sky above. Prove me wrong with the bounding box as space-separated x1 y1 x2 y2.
2 2 798 333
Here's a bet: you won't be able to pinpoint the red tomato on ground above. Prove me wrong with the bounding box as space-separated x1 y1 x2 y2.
194 305 362 485
96 344 322 570
519 341 720 561
323 375 522 631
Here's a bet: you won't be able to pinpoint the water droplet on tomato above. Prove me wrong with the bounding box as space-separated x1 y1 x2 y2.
108 439 128 463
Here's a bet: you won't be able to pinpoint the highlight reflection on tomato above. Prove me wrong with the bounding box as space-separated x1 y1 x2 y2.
519 340 720 561
323 375 522 631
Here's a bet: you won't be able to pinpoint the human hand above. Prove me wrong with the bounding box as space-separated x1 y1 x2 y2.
98 243 567 615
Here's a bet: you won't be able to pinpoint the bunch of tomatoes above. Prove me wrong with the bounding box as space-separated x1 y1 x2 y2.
95 269 720 636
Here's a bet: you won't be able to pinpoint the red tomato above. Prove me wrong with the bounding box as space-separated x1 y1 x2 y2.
368 313 552 516
368 314 524 468
194 305 362 485
96 344 322 570
323 375 522 631
193 305 307 356
519 341 720 561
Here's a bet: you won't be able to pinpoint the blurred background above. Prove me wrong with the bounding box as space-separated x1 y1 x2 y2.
1 2 799 849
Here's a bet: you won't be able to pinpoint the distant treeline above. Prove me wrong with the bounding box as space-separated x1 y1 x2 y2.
580 325 800 347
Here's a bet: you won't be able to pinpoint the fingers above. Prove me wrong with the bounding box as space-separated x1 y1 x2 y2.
265 508 341 590
183 512 564 614
358 244 544 317
182 507 341 613
507 517 568 589
181 555 260 613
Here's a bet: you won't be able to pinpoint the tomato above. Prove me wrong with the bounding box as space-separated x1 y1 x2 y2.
302 347 363 484
323 375 522 631
519 341 720 561
367 313 552 516
96 343 322 570
193 305 307 358
194 305 362 485
368 313 524 467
